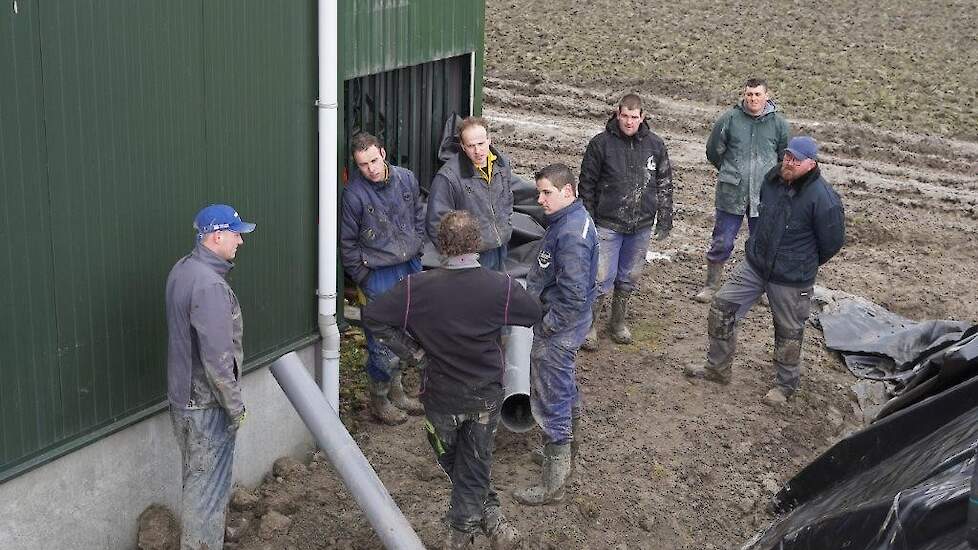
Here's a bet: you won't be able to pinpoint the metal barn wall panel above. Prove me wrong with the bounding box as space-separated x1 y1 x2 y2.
200 0 318 361
38 0 207 444
0 0 317 481
340 0 485 82
344 54 471 189
0 0 60 473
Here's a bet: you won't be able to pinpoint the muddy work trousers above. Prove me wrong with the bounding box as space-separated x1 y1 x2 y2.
595 225 653 295
170 406 237 550
361 257 422 382
530 324 586 445
706 209 757 264
427 407 502 534
706 260 812 393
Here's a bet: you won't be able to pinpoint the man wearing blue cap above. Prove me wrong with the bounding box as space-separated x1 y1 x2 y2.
166 203 255 550
685 136 845 407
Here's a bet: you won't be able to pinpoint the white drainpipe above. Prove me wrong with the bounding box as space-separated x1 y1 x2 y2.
316 0 341 410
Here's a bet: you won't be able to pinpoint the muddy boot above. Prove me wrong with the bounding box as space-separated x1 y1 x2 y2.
570 416 581 476
444 527 474 549
369 379 407 426
763 386 790 407
694 262 724 303
513 443 571 506
482 506 519 550
581 295 606 351
609 290 633 344
683 362 732 385
388 369 424 416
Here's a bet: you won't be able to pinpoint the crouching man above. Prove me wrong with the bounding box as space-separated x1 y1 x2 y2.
363 210 541 549
685 136 845 406
515 164 599 506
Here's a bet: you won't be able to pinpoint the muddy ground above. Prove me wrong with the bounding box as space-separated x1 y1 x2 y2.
223 2 978 549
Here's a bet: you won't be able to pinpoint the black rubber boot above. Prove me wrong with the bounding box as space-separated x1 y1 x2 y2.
581 294 605 351
694 261 724 303
388 369 424 415
609 290 632 344
369 379 407 426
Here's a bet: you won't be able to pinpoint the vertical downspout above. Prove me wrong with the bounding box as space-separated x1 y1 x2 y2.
316 0 341 410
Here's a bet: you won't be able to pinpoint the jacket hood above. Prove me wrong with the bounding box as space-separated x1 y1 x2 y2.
605 114 651 141
737 99 778 118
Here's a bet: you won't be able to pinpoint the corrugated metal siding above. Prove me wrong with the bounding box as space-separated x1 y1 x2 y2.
340 0 485 80
0 0 317 481
0 0 59 473
344 54 471 189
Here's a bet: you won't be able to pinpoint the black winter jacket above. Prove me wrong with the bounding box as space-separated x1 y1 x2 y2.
579 116 674 233
746 166 845 287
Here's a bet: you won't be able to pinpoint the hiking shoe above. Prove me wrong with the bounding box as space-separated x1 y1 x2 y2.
683 363 731 385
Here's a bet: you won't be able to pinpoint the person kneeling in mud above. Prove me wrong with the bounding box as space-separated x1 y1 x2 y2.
515 163 599 506
362 210 541 549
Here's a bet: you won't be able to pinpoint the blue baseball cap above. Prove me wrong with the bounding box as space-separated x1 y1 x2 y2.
193 204 256 236
785 136 818 161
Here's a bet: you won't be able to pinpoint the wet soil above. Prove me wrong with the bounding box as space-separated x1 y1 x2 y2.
225 2 978 549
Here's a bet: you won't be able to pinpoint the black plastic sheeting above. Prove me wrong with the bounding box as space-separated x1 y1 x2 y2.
744 306 978 550
817 295 976 420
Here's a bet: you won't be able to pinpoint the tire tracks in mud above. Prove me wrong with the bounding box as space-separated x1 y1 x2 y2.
486 77 978 219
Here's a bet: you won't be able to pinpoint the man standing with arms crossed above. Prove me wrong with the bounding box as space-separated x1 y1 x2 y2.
426 116 514 272
515 163 598 506
166 203 255 550
685 136 845 406
363 210 541 549
340 132 426 426
695 78 789 303
579 94 674 350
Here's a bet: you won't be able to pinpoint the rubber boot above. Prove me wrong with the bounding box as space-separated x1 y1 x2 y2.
388 369 424 416
609 290 632 344
513 443 572 506
444 527 474 549
694 262 724 303
580 295 605 351
369 379 407 426
683 362 732 385
482 506 519 550
532 417 581 473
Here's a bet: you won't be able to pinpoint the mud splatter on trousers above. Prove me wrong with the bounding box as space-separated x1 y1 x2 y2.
170 406 237 550
530 322 587 445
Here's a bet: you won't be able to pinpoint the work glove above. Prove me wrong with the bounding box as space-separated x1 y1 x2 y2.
229 410 247 433
653 228 670 241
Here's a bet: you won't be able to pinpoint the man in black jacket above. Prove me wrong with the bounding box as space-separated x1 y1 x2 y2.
685 136 845 406
363 210 541 549
579 94 674 350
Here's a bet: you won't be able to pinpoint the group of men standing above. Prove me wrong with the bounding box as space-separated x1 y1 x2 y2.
164 77 844 549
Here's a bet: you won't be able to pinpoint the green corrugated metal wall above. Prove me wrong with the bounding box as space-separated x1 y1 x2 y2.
0 0 486 482
0 0 318 482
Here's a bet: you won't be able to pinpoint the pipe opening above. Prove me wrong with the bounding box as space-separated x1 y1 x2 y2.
500 393 535 433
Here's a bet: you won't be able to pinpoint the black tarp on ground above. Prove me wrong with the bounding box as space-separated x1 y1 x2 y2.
815 290 975 420
744 311 978 550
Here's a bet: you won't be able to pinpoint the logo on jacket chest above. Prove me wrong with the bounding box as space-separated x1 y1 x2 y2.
646 156 656 171
537 249 552 269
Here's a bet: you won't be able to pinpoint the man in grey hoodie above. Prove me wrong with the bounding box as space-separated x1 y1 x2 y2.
695 78 789 303
166 203 255 550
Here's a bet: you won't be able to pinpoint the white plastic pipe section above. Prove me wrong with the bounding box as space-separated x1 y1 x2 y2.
500 324 535 432
316 0 341 410
271 353 425 549
500 278 535 432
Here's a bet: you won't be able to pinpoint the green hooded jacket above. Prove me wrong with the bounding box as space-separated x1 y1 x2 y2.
706 100 789 216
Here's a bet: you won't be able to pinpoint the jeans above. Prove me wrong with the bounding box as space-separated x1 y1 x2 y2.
426 407 502 533
595 225 652 295
706 260 813 392
529 322 587 445
170 406 237 550
478 244 508 272
706 209 757 264
361 257 423 382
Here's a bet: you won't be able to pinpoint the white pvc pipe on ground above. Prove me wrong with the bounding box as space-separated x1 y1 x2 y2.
270 353 425 550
